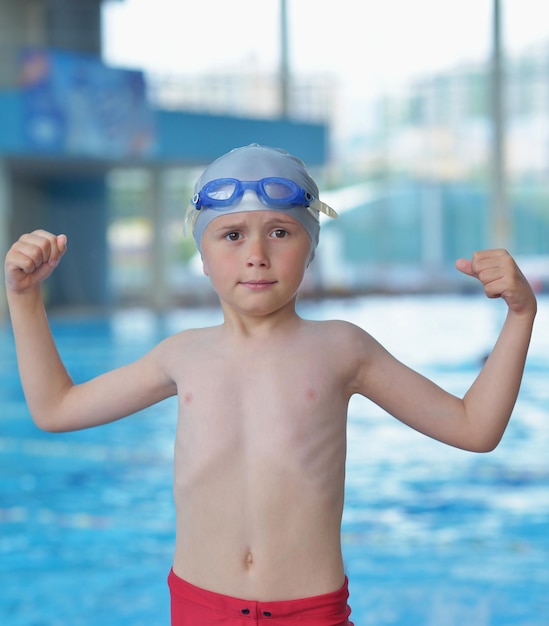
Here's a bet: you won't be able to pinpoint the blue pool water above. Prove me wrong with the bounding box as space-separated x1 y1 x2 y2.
1 295 548 626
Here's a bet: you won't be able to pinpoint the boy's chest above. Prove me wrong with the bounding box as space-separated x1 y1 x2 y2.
174 347 347 450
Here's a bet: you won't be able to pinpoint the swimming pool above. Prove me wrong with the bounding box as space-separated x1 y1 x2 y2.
1 295 548 625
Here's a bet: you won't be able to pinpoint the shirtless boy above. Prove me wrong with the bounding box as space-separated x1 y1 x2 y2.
4 145 537 625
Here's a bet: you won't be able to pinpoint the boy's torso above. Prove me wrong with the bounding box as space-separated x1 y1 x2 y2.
164 319 359 601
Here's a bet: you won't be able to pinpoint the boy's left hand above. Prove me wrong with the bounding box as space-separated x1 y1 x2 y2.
455 249 537 316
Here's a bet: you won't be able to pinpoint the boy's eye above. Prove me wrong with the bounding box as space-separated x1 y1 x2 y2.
225 232 241 241
272 229 288 239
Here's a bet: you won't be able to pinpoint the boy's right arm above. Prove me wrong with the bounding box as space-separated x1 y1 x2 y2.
5 230 176 432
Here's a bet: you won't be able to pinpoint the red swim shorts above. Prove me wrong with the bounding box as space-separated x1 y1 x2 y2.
168 569 354 625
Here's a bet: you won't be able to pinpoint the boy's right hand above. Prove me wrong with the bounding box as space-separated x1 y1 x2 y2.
5 230 67 294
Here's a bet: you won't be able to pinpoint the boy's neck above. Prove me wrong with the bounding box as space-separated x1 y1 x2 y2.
219 299 302 339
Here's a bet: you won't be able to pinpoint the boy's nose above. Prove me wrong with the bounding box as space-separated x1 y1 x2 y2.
246 236 270 268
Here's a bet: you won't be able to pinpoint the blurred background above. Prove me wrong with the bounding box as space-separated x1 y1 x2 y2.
0 0 548 312
1 2 548 625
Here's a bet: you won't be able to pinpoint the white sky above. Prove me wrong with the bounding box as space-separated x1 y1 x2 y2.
102 0 549 97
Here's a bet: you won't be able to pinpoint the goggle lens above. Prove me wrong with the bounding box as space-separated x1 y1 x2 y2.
203 180 238 202
262 179 299 201
193 178 312 210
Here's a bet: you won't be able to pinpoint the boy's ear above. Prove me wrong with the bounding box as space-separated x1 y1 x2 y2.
202 255 210 277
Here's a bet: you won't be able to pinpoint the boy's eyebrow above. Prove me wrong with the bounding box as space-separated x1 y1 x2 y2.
212 215 300 232
211 219 247 232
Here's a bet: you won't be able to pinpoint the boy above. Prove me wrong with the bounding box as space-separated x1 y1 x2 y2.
4 145 537 625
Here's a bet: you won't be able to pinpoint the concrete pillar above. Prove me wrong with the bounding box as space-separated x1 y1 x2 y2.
0 1 45 87
44 0 102 55
150 167 170 310
490 0 510 249
45 176 110 308
0 0 103 88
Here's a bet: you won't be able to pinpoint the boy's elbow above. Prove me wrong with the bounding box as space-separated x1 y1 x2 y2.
39 423 67 434
465 433 503 453
31 412 69 433
33 419 60 434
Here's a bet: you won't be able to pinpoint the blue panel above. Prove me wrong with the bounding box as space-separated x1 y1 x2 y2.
19 48 156 158
154 110 327 166
1 89 328 167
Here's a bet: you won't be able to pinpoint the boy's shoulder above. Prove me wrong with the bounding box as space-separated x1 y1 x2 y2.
300 317 375 352
302 317 368 336
161 325 221 348
152 325 224 374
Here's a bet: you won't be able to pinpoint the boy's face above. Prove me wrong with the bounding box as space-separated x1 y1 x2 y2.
189 146 337 261
201 208 312 317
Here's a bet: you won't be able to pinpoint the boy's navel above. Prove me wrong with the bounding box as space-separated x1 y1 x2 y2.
244 551 254 567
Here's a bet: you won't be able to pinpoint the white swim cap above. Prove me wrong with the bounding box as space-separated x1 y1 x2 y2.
186 144 337 260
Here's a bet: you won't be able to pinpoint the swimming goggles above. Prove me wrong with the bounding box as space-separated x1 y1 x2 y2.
192 177 315 211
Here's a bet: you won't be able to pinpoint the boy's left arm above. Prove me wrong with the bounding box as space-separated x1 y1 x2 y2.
352 249 536 452
454 249 537 449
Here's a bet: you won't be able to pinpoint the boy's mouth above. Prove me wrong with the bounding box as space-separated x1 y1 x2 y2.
240 280 277 290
